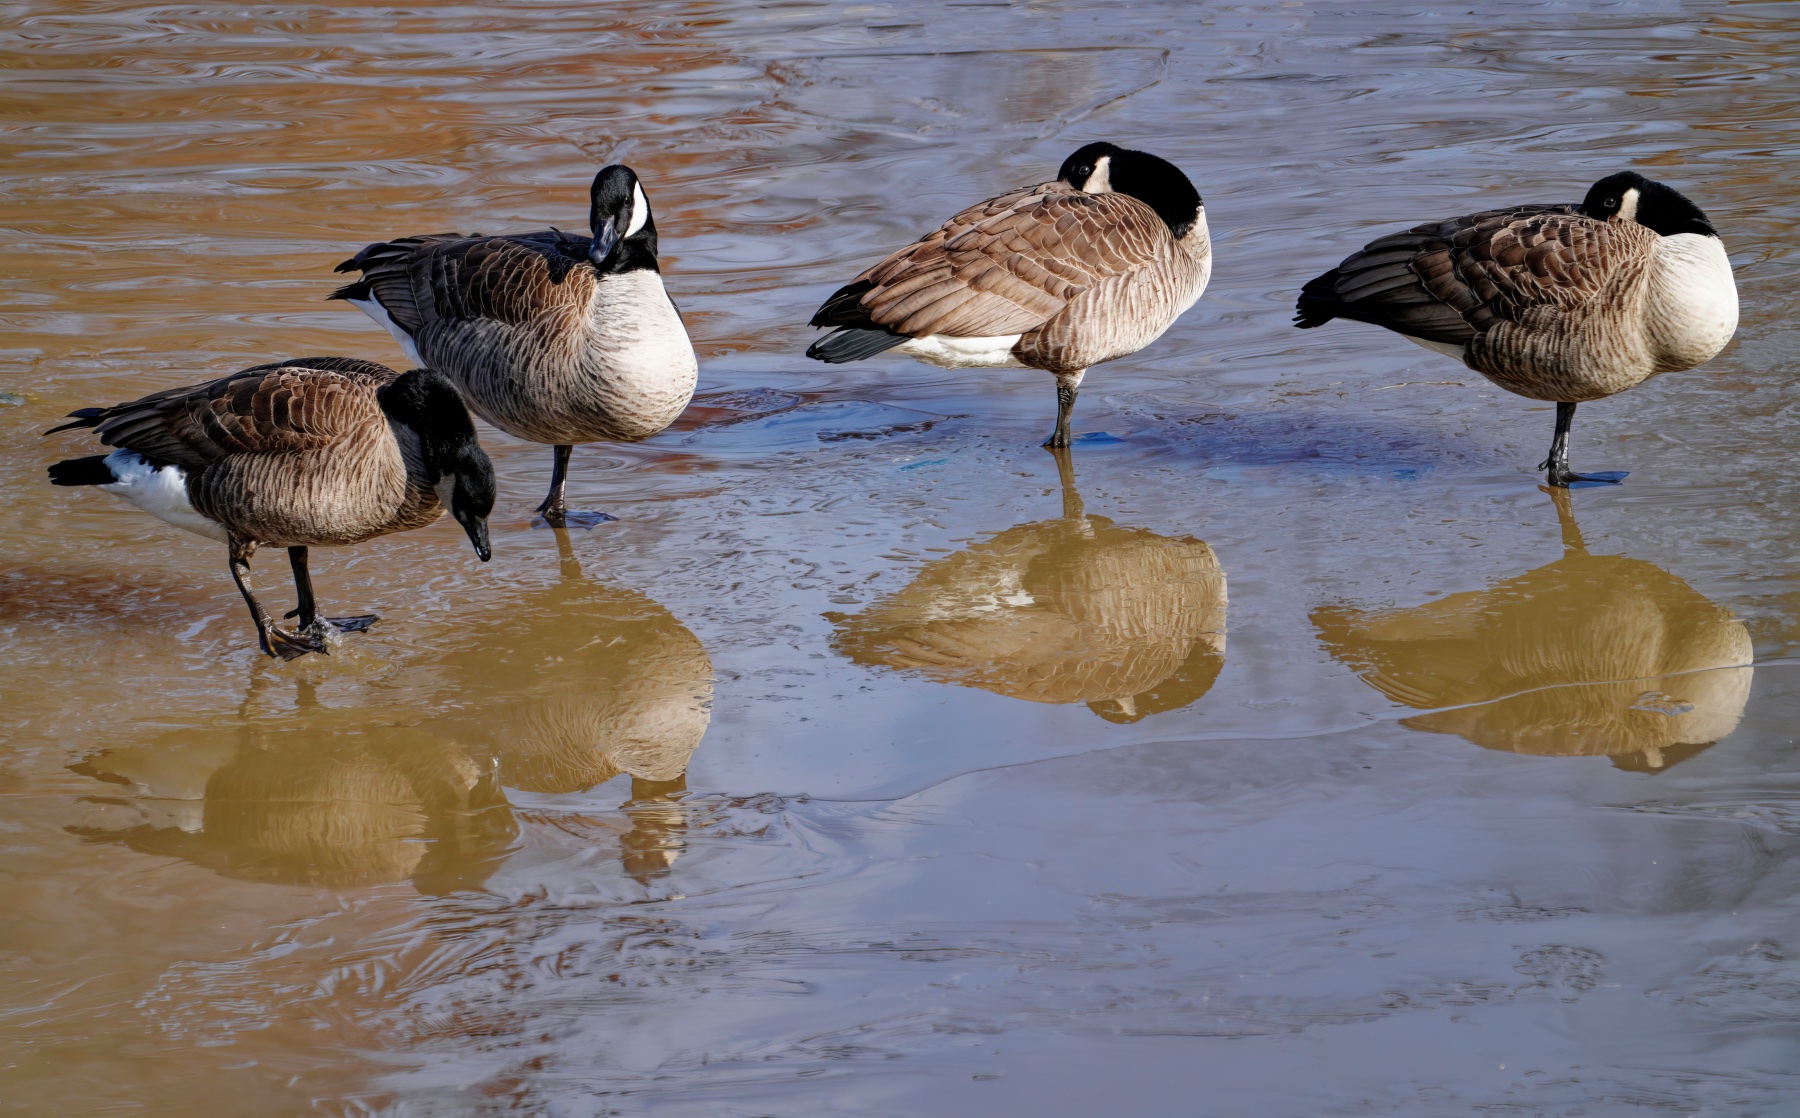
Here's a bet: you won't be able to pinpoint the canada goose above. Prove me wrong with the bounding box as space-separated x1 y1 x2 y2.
69 724 515 892
46 357 495 660
1295 172 1738 487
330 164 697 528
830 450 1225 721
1312 489 1752 770
806 142 1211 447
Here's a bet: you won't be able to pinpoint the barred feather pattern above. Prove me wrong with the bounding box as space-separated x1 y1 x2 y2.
335 233 697 444
70 359 443 547
1301 208 1707 402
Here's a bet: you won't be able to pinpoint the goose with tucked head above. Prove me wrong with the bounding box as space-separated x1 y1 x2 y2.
1296 171 1737 487
807 142 1211 448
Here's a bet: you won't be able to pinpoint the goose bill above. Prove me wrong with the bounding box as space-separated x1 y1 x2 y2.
463 516 492 562
588 216 618 265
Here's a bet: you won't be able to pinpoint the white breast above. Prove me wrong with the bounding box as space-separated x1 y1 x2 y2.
1646 233 1738 371
895 334 1029 370
99 450 229 544
589 270 698 384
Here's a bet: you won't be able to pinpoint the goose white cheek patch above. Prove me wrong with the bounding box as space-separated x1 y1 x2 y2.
624 183 650 237
1618 187 1640 223
1083 155 1113 194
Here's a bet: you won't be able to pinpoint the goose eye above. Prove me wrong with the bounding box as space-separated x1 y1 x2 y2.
1604 196 1618 208
1076 165 1091 178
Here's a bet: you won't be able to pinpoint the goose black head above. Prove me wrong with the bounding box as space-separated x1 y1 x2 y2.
1581 171 1716 237
588 164 659 273
1057 142 1203 239
380 369 496 562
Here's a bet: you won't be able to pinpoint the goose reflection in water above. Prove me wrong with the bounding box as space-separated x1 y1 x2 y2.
831 450 1226 722
421 532 714 881
1313 489 1752 772
68 700 515 894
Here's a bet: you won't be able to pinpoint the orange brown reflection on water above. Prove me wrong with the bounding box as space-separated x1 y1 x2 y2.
1314 490 1755 772
831 451 1225 722
70 714 515 893
417 535 713 878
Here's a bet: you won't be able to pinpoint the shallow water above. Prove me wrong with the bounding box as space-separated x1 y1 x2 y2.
4 0 1800 1113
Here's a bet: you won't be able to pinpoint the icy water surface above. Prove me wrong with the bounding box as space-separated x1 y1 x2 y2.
4 1 1800 1113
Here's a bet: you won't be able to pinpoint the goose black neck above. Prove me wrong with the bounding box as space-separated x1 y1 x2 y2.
379 369 482 479
594 222 660 275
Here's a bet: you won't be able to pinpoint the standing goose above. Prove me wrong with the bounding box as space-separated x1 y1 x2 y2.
330 164 697 527
46 357 494 660
1295 172 1738 486
806 142 1211 447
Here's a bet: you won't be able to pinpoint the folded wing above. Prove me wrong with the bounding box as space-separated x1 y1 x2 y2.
812 184 1170 341
1295 205 1623 343
48 358 396 471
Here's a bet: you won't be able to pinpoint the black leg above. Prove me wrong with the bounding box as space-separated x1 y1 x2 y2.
1536 401 1627 488
532 443 618 530
228 540 321 660
1043 371 1084 449
288 546 318 629
535 443 574 527
283 545 380 636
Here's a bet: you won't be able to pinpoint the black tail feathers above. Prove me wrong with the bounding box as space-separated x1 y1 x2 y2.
805 327 908 364
1293 269 1344 329
326 277 373 302
44 408 107 435
49 455 116 487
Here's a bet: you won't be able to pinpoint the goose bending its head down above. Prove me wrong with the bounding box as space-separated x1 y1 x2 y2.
806 142 1212 448
1295 172 1737 487
47 358 495 660
330 164 697 528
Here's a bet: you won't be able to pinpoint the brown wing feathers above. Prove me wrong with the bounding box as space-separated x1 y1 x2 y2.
330 231 594 333
1295 204 1597 343
49 360 396 472
811 185 1168 349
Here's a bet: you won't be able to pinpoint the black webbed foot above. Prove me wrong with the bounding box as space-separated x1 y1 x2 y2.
281 610 380 633
262 625 329 661
1539 458 1629 489
531 509 616 530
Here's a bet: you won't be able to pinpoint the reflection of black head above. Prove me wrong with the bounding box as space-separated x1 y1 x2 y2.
68 735 516 893
621 774 689 886
1088 637 1226 724
1608 739 1718 776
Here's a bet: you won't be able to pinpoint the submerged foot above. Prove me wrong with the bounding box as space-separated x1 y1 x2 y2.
1540 460 1628 489
281 610 380 634
261 625 328 661
531 508 617 530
